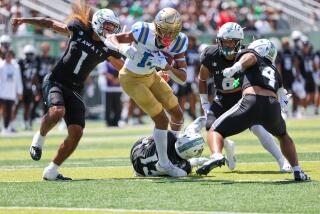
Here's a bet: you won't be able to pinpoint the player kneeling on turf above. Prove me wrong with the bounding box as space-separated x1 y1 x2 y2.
130 117 208 176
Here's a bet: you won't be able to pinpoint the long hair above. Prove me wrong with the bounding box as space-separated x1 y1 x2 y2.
67 0 94 29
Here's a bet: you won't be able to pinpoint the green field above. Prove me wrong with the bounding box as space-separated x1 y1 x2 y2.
0 118 319 214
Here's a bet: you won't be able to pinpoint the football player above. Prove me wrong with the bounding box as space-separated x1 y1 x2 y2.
197 39 310 182
105 8 188 177
131 117 208 176
198 22 291 172
12 2 124 180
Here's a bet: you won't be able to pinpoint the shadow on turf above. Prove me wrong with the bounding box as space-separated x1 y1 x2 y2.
224 170 284 175
67 176 308 185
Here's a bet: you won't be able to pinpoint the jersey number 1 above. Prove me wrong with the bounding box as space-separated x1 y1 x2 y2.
73 51 88 75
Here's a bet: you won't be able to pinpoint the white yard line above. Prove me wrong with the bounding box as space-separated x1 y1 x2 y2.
0 161 318 170
0 206 263 214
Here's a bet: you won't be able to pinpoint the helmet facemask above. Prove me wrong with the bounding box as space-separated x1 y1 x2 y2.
154 8 182 48
92 9 121 41
217 38 241 57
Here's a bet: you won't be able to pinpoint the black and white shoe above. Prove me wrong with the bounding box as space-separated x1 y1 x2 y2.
294 171 311 182
29 146 42 161
196 157 225 175
43 174 72 181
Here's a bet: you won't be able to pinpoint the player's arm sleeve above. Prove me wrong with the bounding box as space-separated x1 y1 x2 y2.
170 33 188 55
131 22 149 44
200 47 211 69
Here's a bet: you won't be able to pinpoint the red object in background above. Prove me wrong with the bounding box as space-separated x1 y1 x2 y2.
217 11 236 28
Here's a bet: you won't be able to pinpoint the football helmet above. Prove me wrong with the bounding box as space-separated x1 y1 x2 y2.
248 39 277 64
0 35 11 49
23 44 36 55
217 22 244 57
154 8 182 48
92 9 121 41
175 133 205 160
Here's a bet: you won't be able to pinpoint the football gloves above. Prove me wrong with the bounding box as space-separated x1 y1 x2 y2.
277 87 291 113
223 61 242 78
149 52 168 70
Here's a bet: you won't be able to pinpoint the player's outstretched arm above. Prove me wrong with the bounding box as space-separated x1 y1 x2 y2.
223 53 257 78
12 17 70 36
198 65 211 114
107 55 124 71
163 52 187 84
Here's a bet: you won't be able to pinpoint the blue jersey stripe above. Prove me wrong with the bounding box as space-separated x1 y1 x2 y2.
137 23 145 43
170 34 182 53
142 24 149 44
176 35 187 53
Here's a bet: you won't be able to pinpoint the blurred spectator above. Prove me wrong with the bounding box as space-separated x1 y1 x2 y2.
98 61 123 127
34 42 56 115
0 34 11 59
0 50 23 135
15 44 39 130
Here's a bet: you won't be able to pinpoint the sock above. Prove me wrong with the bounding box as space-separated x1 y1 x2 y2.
251 125 283 165
170 130 180 138
153 128 169 166
293 165 301 172
31 131 46 148
47 162 59 171
210 153 223 160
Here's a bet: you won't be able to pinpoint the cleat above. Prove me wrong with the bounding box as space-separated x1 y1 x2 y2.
280 160 292 173
43 174 72 181
294 171 311 182
156 162 187 177
29 146 42 161
196 157 225 175
224 140 236 170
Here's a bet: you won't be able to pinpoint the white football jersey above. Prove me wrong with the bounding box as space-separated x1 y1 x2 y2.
124 22 188 75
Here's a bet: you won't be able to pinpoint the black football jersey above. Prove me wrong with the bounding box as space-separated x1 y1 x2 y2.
236 49 282 93
50 19 122 91
200 45 241 92
130 132 192 176
36 56 56 84
18 58 40 91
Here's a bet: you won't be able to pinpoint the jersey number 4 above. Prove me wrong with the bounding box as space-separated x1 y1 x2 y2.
262 67 276 88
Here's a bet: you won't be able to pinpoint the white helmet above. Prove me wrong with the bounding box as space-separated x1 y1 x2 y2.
92 9 121 41
217 22 244 56
23 44 36 55
248 39 277 64
0 35 11 49
291 30 303 41
175 133 205 160
0 35 11 44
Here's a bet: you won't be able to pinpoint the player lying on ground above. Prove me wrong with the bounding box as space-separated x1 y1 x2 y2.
196 39 310 182
131 117 209 176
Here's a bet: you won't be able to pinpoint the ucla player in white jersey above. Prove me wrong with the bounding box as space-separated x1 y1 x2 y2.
106 8 188 177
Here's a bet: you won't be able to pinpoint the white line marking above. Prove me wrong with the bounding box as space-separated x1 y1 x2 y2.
0 161 318 170
0 206 263 214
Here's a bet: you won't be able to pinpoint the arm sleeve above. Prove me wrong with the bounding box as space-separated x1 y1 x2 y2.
200 47 211 69
131 22 148 44
170 33 188 55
